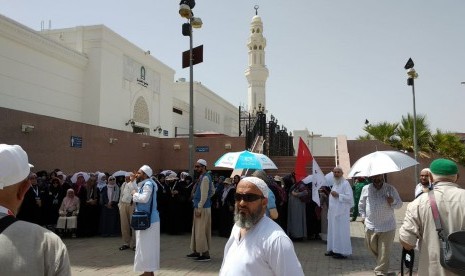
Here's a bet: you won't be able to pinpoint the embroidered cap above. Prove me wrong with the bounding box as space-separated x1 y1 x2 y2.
0 144 34 189
430 158 458 176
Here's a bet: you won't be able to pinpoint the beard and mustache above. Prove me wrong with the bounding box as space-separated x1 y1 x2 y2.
234 203 264 230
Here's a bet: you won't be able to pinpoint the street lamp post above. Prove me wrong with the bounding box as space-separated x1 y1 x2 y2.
405 58 419 185
179 1 202 177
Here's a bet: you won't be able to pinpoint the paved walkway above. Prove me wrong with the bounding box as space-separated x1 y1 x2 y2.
66 203 418 275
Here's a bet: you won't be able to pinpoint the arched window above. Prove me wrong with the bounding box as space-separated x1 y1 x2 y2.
140 66 146 80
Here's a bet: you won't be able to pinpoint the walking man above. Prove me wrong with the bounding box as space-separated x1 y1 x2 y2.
359 174 403 276
187 159 215 262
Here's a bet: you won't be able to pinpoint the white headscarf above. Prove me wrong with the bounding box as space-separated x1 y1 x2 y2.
96 172 107 191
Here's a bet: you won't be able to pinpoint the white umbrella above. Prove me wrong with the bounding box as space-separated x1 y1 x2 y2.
160 170 176 176
71 172 90 183
112 170 127 177
348 150 419 177
215 150 278 170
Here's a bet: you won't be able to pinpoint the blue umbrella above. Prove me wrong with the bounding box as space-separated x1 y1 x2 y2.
214 150 278 170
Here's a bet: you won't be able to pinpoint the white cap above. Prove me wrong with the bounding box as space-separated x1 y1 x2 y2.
241 176 269 198
0 144 34 189
139 165 153 178
197 159 207 167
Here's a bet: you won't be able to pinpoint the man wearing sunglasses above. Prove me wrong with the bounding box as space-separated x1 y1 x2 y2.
220 176 304 275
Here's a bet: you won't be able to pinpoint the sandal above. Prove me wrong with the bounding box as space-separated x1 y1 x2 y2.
119 245 130 251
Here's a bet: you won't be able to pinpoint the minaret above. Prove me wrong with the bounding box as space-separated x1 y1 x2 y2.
245 5 269 113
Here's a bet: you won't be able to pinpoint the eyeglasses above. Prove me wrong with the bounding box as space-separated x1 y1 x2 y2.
420 175 429 177
234 193 265 202
109 178 115 181
194 165 202 168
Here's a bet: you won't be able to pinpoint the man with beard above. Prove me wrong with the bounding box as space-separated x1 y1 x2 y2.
186 159 215 262
131 165 160 276
359 174 402 276
325 166 354 259
219 177 304 276
414 168 432 198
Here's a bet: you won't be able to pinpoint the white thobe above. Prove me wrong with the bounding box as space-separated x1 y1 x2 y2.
327 179 354 255
220 216 304 276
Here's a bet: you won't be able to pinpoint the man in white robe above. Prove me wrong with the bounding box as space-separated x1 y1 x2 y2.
220 177 304 276
325 166 354 259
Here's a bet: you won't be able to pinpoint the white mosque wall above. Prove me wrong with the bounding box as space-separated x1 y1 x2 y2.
173 80 239 137
0 14 88 122
43 25 176 136
1 13 238 138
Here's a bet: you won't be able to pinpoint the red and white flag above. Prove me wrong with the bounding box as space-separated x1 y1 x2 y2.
294 138 313 183
311 159 328 206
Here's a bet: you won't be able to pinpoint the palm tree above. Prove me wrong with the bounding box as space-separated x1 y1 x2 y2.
356 134 372 140
431 130 465 165
396 114 432 157
362 122 399 146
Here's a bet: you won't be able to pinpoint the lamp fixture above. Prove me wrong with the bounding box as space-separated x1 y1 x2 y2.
179 0 195 18
154 126 162 134
109 138 118 144
125 119 135 126
21 124 34 133
224 143 232 150
191 17 203 28
142 142 150 148
173 144 181 150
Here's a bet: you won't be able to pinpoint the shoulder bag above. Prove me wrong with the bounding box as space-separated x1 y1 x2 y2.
428 190 465 274
131 182 154 230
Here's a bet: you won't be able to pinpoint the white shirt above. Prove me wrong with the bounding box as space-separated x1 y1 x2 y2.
220 215 304 276
358 183 403 232
120 181 137 204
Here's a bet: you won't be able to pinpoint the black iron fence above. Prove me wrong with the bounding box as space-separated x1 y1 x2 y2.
239 106 293 157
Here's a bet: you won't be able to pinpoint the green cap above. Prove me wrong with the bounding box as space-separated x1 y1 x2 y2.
430 158 458 175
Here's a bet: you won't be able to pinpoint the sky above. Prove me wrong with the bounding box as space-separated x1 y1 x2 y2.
1 0 464 139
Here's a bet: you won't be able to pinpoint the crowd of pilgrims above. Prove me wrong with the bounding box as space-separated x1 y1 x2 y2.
17 168 332 240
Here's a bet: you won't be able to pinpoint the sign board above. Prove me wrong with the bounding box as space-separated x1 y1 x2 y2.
182 45 204 69
196 146 209 153
163 130 169 137
70 136 82 148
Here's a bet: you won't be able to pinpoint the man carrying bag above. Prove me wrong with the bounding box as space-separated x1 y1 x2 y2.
399 158 465 276
131 165 160 276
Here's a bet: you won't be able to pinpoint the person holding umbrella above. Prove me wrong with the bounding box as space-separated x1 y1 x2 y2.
358 174 403 276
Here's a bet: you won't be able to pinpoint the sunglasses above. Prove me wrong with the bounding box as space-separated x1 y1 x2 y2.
234 193 265 202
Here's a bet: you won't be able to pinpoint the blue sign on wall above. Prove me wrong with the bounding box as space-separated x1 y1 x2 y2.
196 146 209 153
70 136 82 148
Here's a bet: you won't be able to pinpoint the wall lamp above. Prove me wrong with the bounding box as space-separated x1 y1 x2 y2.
154 126 162 134
109 138 118 144
125 119 135 126
224 143 232 150
21 124 34 133
173 144 181 150
142 142 150 148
